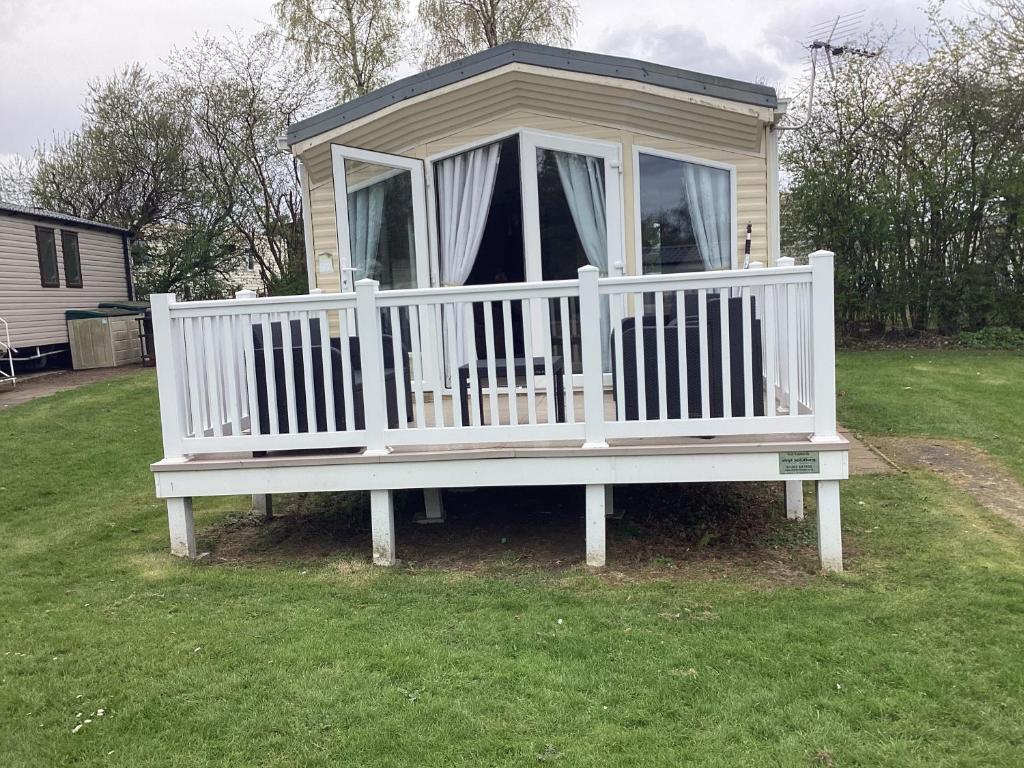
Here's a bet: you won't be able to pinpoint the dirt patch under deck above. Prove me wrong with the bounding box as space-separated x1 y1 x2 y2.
203 483 822 582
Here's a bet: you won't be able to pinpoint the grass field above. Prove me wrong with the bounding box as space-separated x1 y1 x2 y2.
1 352 1023 767
837 349 1024 480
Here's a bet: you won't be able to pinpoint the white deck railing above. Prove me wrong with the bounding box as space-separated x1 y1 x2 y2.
150 251 838 459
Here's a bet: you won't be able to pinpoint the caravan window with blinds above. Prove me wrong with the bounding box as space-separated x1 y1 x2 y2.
35 226 59 287
637 150 734 274
61 231 83 288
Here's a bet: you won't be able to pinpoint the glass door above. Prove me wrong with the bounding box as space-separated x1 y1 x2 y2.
520 131 623 373
331 145 430 292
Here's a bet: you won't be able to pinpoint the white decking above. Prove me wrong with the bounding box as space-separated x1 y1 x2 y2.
149 253 847 570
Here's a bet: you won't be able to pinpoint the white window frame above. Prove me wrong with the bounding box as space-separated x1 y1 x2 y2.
331 144 430 293
520 129 625 282
632 145 739 275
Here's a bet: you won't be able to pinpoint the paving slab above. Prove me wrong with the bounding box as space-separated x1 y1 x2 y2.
0 366 147 409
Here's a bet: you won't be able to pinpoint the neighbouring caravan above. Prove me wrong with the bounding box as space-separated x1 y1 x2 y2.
0 202 134 368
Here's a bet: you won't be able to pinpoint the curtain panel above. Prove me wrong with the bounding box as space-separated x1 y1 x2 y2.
436 142 502 375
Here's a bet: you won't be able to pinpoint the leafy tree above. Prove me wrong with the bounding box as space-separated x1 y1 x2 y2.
781 7 1024 335
272 0 408 101
31 66 192 235
417 0 578 67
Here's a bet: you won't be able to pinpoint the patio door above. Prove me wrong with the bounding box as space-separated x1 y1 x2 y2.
520 131 623 372
331 145 430 292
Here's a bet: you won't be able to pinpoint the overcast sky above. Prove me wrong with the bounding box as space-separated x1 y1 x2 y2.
0 0 965 160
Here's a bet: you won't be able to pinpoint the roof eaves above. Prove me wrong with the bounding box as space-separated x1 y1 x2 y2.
286 42 777 147
0 202 132 236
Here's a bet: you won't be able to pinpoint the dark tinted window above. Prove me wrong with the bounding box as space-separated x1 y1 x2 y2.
36 227 59 287
638 153 732 274
61 231 83 287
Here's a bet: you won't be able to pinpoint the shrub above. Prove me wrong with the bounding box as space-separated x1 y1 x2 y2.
959 326 1024 350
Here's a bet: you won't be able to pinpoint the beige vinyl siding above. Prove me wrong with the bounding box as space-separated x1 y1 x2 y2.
299 71 773 292
0 213 130 349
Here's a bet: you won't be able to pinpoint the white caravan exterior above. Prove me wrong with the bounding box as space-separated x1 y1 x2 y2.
149 44 847 571
0 203 133 361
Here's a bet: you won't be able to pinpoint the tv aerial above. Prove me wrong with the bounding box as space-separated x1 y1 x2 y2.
777 10 880 131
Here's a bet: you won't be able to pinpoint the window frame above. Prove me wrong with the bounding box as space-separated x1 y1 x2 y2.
631 145 738 274
35 226 60 288
330 143 430 293
61 230 83 288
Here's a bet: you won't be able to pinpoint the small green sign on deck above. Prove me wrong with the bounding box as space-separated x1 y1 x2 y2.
779 451 820 475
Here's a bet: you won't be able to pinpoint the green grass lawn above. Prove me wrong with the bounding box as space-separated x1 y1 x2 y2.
837 349 1024 480
2 357 1023 767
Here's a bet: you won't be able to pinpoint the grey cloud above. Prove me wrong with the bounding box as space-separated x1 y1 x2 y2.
596 22 787 86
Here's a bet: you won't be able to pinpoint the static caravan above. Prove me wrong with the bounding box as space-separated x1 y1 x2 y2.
149 43 848 571
0 202 134 368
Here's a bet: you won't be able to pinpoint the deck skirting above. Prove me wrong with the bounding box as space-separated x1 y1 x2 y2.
152 438 848 498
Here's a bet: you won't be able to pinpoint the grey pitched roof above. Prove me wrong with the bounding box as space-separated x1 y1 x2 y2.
287 41 778 146
0 201 131 236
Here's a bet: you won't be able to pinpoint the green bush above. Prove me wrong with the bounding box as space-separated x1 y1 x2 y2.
959 326 1024 350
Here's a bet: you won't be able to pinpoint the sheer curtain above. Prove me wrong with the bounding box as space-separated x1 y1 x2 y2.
681 162 731 270
347 183 387 280
555 152 611 368
437 142 502 374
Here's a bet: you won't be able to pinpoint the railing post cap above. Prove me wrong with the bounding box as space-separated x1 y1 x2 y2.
810 249 835 262
578 265 600 275
748 260 765 269
235 289 257 299
308 288 323 295
355 278 379 288
777 256 796 267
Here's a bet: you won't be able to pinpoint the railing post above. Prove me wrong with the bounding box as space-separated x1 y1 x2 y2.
577 266 608 448
809 250 840 443
150 293 186 460
355 278 389 455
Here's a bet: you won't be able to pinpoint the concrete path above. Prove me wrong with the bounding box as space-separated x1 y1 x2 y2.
0 366 146 409
841 426 899 475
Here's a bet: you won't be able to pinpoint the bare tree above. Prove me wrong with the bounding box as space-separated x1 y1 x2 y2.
273 0 408 101
0 154 36 204
170 31 330 294
417 0 578 67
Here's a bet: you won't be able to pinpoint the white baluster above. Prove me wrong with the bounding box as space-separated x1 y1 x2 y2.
355 279 388 454
577 266 607 447
810 250 840 442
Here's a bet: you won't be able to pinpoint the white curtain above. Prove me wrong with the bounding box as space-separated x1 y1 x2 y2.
555 152 611 369
347 183 387 281
681 162 731 270
437 142 502 374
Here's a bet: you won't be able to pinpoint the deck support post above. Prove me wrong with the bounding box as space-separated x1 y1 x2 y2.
166 497 196 558
785 480 804 520
585 484 607 567
370 489 396 566
251 493 272 520
418 488 445 524
816 480 843 572
604 484 618 518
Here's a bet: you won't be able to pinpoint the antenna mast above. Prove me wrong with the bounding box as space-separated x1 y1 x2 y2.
777 10 878 132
